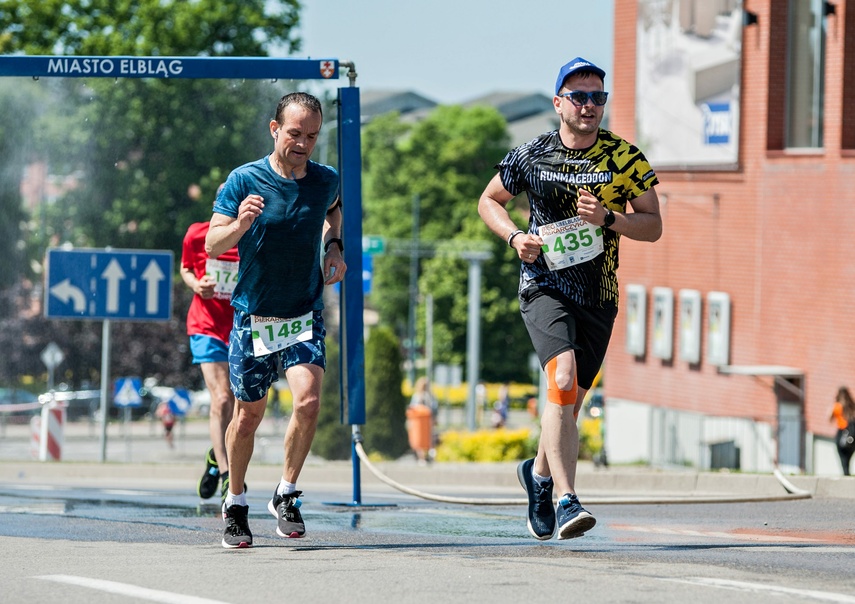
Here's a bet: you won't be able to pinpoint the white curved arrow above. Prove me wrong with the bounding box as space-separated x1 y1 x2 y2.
141 260 166 314
49 279 86 312
101 259 126 313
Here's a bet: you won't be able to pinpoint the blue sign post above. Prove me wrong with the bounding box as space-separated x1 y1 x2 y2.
5 55 367 499
45 248 173 321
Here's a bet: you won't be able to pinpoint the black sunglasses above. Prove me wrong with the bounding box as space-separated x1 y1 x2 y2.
559 90 609 107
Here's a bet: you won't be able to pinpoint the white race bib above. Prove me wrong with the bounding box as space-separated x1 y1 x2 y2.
538 217 604 270
205 258 239 299
250 311 313 357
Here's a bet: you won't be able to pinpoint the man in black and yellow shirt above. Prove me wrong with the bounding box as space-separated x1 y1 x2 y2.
478 57 662 540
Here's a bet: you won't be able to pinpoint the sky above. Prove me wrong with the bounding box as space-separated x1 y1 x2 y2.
298 0 615 105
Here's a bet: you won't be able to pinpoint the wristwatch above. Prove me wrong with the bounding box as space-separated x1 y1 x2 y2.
324 238 344 253
601 209 615 229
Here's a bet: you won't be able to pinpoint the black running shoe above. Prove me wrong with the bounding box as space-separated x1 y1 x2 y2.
197 448 219 500
221 503 252 549
556 492 596 540
516 458 556 540
267 489 305 538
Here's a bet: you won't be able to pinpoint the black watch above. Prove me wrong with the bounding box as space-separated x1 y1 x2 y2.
324 238 343 253
601 209 615 229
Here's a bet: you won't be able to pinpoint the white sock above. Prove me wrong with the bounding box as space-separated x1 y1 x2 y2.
277 479 297 496
224 490 246 508
532 467 552 486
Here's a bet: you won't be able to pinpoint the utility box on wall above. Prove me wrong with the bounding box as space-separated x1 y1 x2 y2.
679 289 702 364
707 291 731 366
625 284 647 357
652 287 673 360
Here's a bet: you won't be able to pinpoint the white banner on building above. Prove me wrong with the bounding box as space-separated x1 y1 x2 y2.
636 0 743 168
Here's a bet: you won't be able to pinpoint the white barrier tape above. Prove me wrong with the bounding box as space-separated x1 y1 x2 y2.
0 401 43 413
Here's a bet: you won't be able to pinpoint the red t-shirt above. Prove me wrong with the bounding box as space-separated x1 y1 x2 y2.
181 222 240 343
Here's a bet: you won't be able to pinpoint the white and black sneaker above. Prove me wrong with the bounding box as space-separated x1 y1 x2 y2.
222 503 252 549
267 489 305 538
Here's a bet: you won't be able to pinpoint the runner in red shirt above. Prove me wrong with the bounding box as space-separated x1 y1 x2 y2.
181 185 240 502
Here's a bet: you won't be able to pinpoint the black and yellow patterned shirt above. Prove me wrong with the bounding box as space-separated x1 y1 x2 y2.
497 128 658 310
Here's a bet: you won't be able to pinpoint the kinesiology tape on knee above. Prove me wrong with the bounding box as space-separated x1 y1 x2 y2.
545 357 578 407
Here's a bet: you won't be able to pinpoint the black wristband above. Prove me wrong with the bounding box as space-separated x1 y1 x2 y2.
324 238 343 253
507 229 524 248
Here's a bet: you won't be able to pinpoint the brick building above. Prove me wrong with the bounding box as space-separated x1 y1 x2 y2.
604 0 854 474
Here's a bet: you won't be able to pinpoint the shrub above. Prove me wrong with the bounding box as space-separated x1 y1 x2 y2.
434 427 537 462
362 326 409 459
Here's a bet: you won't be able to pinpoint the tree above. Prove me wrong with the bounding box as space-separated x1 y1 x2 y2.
0 79 48 302
361 105 534 383
310 335 352 461
0 1 300 57
0 0 302 255
0 1 305 392
361 325 409 459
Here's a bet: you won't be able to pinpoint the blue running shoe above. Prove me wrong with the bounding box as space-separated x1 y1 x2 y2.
516 458 556 540
556 493 596 540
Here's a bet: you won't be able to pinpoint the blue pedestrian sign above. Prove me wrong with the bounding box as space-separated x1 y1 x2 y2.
167 388 192 417
113 377 143 408
45 248 173 321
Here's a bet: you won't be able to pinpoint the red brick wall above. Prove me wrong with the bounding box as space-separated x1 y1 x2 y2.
606 0 855 438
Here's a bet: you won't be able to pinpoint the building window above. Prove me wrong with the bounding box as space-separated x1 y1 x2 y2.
785 0 826 148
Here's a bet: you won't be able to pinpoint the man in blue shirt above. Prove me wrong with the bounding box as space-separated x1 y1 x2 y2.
206 92 346 549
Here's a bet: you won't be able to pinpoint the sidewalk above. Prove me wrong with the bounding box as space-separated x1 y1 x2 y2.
3 415 855 500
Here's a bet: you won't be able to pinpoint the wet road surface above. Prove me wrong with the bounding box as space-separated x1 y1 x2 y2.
2 481 854 603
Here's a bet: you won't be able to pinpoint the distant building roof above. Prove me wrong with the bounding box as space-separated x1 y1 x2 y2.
360 90 438 123
464 91 556 122
358 88 608 147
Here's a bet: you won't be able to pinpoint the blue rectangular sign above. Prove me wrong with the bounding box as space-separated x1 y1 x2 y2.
0 56 339 81
45 248 173 321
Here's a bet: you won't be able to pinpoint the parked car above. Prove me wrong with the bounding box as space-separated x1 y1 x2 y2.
0 388 40 422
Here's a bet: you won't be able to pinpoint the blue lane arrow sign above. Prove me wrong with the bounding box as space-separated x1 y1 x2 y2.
45 248 173 321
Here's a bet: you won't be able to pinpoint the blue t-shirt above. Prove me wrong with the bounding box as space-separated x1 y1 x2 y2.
213 156 339 317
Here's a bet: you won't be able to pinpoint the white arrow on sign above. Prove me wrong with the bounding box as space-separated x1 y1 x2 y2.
101 259 126 314
141 259 166 314
49 278 86 312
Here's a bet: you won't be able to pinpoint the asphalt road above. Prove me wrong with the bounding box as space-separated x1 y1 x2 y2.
2 417 855 603
3 472 855 603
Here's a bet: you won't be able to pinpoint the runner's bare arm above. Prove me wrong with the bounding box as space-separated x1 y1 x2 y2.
205 194 264 257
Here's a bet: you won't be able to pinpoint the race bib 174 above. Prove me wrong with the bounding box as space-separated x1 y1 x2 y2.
205 258 239 299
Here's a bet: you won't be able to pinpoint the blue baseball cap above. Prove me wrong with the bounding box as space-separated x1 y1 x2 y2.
555 57 606 95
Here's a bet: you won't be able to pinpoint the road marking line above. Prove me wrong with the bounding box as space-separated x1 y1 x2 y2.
662 577 855 603
35 575 231 604
613 524 821 542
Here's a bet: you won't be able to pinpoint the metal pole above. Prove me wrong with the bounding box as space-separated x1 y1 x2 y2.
464 254 488 431
99 320 111 462
407 194 420 386
426 294 433 392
